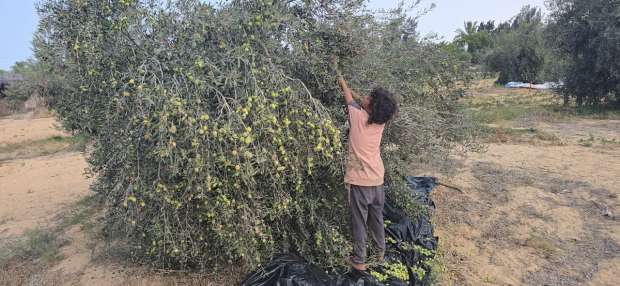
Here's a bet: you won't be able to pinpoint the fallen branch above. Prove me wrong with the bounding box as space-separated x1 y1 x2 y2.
437 181 464 193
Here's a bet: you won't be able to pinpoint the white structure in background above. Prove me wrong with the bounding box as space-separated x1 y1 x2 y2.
505 81 562 90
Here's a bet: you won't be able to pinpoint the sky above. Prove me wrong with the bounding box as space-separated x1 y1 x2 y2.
0 0 547 71
0 0 39 70
370 0 548 40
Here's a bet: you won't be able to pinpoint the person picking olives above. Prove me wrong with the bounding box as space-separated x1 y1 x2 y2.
332 57 398 271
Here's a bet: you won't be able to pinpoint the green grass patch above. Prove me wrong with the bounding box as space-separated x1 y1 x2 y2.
578 134 620 148
462 89 560 124
426 253 448 285
58 195 103 234
464 87 620 125
578 134 595 147
0 195 104 269
468 105 545 124
600 137 620 146
480 126 563 145
0 228 66 267
0 134 89 161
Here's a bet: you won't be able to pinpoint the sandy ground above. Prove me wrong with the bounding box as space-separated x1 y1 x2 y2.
1 105 619 285
0 114 68 147
433 122 620 285
0 153 90 237
0 115 87 238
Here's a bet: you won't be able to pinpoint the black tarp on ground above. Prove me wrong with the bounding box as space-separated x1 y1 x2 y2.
241 177 438 286
239 254 382 286
403 176 437 209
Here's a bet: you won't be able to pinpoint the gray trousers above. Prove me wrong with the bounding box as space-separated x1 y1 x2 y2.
348 184 386 264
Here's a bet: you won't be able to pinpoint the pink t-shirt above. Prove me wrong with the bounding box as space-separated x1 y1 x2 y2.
344 102 385 186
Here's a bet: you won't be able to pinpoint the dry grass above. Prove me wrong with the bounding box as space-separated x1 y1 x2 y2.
0 229 67 266
0 217 13 226
0 99 25 117
442 159 620 286
578 134 620 149
482 126 564 146
0 192 242 286
57 195 102 230
0 94 49 118
0 135 87 162
463 86 562 124
0 262 66 286
125 269 243 286
0 196 101 286
524 232 557 258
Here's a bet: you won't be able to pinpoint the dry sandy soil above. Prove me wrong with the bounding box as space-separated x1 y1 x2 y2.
0 112 66 147
431 88 620 285
0 92 618 285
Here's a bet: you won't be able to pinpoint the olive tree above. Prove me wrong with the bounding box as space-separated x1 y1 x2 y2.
35 0 481 273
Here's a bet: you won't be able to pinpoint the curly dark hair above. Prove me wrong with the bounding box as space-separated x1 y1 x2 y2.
368 87 397 125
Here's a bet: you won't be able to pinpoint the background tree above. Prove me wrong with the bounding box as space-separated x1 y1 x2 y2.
546 0 620 106
454 21 494 64
3 60 46 101
483 6 546 84
0 69 8 99
0 60 63 111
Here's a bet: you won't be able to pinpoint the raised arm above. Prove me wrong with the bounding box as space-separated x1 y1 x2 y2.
337 71 355 105
332 57 355 105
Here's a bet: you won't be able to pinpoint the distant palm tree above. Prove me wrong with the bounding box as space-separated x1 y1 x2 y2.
454 21 492 64
455 21 479 44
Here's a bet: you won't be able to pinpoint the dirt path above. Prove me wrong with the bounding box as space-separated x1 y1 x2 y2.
434 126 620 285
0 153 90 237
0 115 88 238
0 115 68 147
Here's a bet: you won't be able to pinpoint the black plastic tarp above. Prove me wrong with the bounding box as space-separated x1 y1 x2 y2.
241 177 438 286
240 254 382 286
403 176 437 209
